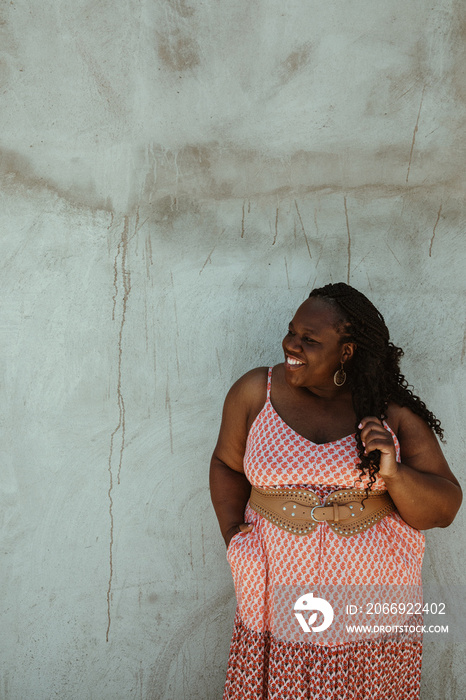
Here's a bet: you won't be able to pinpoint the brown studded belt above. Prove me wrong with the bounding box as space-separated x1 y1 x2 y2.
249 486 395 537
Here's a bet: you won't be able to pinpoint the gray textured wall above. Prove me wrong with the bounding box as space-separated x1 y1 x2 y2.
1 1 465 698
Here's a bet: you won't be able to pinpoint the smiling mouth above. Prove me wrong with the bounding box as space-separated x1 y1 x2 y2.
285 354 305 367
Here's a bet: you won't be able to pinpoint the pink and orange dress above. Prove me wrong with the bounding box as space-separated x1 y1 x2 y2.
224 367 424 700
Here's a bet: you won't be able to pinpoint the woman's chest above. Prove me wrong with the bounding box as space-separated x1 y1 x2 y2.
270 395 356 445
244 412 362 487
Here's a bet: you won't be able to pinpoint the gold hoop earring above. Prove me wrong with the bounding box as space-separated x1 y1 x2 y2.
334 362 346 387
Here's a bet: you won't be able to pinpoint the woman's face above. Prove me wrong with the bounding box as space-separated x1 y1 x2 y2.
282 297 355 394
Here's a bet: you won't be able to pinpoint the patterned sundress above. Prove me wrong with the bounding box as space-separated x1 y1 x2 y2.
224 367 425 700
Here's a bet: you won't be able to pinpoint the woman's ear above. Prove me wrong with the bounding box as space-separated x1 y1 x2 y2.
341 342 357 363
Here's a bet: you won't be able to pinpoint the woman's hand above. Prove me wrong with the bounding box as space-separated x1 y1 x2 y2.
358 408 462 529
225 523 253 548
358 416 399 478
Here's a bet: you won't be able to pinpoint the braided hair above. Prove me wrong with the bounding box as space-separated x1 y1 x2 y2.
309 282 444 490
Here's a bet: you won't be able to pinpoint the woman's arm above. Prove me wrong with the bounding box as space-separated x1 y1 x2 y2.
360 406 462 529
209 368 267 546
210 459 253 547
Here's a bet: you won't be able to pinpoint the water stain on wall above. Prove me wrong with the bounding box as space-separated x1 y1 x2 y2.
150 194 202 228
154 0 200 73
451 0 466 104
168 0 196 19
0 3 18 58
156 30 200 72
134 141 463 208
0 147 113 213
277 43 314 85
0 57 10 90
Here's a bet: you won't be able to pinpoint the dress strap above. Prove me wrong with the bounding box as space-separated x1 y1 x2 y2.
383 421 401 462
266 367 273 399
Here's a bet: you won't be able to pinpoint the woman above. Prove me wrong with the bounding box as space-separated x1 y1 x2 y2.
210 282 462 700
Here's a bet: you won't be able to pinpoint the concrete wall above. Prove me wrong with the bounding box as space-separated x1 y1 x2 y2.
1 1 465 698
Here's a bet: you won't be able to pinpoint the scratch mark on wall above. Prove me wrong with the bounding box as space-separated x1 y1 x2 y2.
107 215 134 641
309 212 324 287
147 233 153 264
106 443 114 643
199 228 225 275
145 235 153 278
112 245 119 321
351 252 371 273
3 674 9 699
284 257 290 290
313 230 328 275
199 247 214 275
406 85 426 183
134 208 150 238
461 330 466 364
344 196 351 284
398 85 415 100
139 660 144 700
365 270 373 293
314 208 319 238
116 219 131 486
166 384 174 454
170 272 181 380
294 199 312 258
75 39 126 118
248 200 251 214
273 207 279 245
200 523 206 567
188 531 194 570
216 348 222 375
143 292 149 352
386 243 401 266
134 208 141 256
429 203 442 257
241 201 245 238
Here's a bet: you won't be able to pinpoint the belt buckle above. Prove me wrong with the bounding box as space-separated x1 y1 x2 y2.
310 505 321 522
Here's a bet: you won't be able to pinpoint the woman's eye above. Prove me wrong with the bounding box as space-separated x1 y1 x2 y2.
303 337 314 343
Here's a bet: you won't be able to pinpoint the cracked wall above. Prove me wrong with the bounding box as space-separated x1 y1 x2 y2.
1 1 466 698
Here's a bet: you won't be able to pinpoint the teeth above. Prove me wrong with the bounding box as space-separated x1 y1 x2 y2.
287 356 304 366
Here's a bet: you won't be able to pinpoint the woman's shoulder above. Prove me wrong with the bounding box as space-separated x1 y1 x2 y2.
228 366 270 401
385 401 435 440
223 366 272 422
216 367 270 436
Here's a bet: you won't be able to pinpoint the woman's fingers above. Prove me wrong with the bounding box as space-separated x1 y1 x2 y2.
358 417 395 456
225 523 253 547
358 416 399 477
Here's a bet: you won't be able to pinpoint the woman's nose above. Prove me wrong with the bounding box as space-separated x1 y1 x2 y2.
284 334 301 352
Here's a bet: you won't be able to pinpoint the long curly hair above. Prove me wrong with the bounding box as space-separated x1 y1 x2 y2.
309 282 444 490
